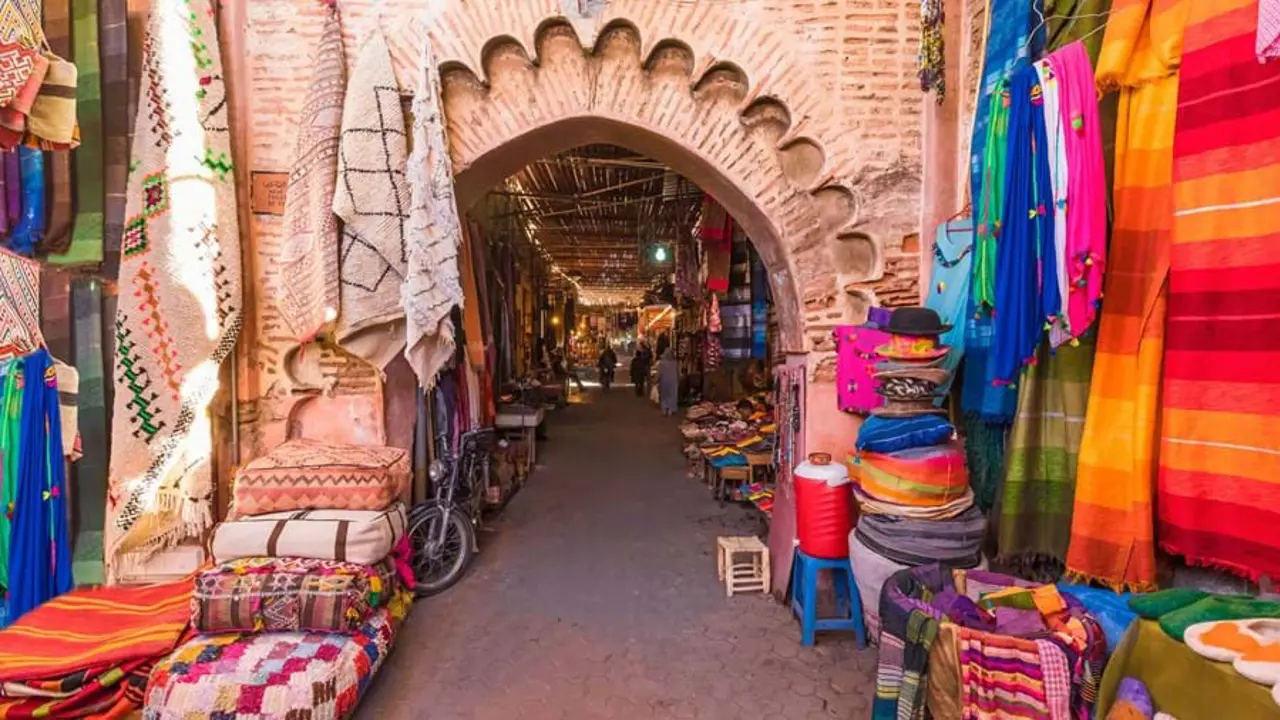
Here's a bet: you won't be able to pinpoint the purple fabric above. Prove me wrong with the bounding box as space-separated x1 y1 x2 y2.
867 307 893 327
995 606 1047 635
4 151 18 227
835 325 891 415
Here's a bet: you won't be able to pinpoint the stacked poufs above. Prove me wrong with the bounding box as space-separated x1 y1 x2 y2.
144 440 414 719
846 308 986 636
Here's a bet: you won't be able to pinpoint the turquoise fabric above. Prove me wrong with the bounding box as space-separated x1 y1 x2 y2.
926 219 973 402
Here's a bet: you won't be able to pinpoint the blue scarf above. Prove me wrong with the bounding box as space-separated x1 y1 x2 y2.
6 350 72 624
926 219 974 401
991 65 1057 386
969 0 1041 237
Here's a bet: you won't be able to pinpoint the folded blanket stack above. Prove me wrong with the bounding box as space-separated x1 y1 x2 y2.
145 440 414 718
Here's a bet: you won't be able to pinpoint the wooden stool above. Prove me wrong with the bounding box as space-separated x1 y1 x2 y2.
716 465 751 505
716 536 770 597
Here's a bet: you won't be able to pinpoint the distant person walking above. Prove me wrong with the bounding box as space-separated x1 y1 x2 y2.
630 342 653 397
657 347 679 415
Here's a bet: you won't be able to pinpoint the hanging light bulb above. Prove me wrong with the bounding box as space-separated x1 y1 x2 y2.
654 245 668 262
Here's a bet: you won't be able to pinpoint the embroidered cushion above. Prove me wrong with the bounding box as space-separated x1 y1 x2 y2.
191 557 397 634
834 325 891 415
231 439 408 518
856 414 955 454
210 504 408 566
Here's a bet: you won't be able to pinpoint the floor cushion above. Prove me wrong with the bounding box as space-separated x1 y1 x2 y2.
144 594 411 719
232 439 409 518
211 504 408 566
192 557 397 634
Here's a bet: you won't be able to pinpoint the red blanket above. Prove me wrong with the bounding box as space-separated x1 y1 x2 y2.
0 579 192 718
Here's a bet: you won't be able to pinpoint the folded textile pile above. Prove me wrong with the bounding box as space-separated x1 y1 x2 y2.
0 578 194 718
873 564 1107 720
145 440 414 718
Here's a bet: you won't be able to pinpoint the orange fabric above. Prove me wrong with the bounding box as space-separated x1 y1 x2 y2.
1066 0 1187 591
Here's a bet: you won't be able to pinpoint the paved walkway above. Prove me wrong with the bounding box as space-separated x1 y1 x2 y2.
359 387 876 719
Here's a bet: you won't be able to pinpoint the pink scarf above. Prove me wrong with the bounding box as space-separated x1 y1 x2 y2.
1048 42 1106 341
1261 0 1280 62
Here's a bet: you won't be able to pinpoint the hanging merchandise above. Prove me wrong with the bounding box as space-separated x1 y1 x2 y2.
1159 0 1280 581
99 0 126 275
1046 0 1115 60
5 146 42 255
4 149 17 227
276 3 344 344
1259 0 1279 62
700 196 731 293
457 225 485 369
972 80 1008 311
1067 0 1186 592
0 53 47 148
333 29 410 369
720 304 751 362
0 365 16 606
106 0 243 581
47 0 103 267
834 325 892 415
403 35 464 392
33 0 76 255
727 226 751 304
1032 56 1070 345
6 349 72 625
996 334 1095 582
750 248 768 359
925 218 972 400
969 0 1040 225
1050 41 1108 343
918 0 945 101
990 63 1059 387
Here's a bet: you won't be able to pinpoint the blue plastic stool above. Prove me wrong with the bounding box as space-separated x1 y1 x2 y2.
789 548 867 647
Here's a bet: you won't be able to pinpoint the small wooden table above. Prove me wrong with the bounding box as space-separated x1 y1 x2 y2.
496 406 546 474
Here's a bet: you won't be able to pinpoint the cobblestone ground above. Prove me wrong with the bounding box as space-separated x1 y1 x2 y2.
359 386 877 719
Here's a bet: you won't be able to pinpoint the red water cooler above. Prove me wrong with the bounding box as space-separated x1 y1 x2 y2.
793 453 855 559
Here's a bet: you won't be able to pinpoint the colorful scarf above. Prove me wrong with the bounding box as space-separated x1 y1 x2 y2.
969 0 1039 222
1051 42 1108 342
750 249 768 359
47 0 103 266
973 82 1008 310
1033 57 1071 345
1259 0 1280 61
701 196 732 293
919 0 945 101
1045 0 1115 61
1158 0 1280 581
926 219 973 400
276 5 344 343
997 334 1095 580
0 364 19 598
6 350 72 625
855 504 986 567
106 0 242 581
958 628 1053 719
1066 0 1187 592
36 0 73 253
991 64 1058 386
403 34 464 391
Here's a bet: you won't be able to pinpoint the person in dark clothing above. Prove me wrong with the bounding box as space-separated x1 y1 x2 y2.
597 346 618 389
630 342 653 397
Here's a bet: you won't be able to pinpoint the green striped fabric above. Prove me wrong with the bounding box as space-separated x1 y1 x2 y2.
47 0 102 266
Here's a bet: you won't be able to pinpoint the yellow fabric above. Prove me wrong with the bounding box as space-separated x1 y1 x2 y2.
1065 0 1186 592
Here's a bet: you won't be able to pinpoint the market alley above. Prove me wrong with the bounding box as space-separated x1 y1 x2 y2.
358 387 876 719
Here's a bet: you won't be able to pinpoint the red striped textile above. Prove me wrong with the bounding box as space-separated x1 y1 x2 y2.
1159 0 1280 581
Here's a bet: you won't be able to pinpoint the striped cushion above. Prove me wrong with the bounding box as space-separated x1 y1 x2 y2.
211 504 407 566
856 415 954 453
847 441 969 507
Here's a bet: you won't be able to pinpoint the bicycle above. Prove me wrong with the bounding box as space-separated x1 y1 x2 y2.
407 427 495 596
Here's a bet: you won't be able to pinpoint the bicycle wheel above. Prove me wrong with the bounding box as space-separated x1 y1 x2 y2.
407 504 475 596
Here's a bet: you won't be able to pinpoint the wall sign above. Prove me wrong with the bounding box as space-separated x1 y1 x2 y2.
250 171 288 215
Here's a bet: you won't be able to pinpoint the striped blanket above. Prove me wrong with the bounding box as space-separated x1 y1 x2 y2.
0 579 192 718
1066 0 1187 592
1158 0 1280 581
957 629 1055 719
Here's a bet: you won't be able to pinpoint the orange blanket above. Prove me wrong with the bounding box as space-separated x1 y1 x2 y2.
0 579 192 718
1066 0 1188 591
1158 0 1280 580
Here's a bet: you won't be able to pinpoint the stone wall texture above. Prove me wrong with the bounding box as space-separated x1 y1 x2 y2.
233 0 927 461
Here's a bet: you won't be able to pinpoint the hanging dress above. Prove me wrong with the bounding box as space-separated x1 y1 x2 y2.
1066 0 1188 592
6 349 72 624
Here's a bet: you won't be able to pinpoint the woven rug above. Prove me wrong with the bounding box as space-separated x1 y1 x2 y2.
276 5 343 344
105 0 243 581
333 29 409 369
1066 0 1185 592
47 0 103 266
1158 0 1280 581
1260 0 1280 61
0 249 43 356
403 36 463 390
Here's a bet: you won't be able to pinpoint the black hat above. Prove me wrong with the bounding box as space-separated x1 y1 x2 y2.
886 307 952 336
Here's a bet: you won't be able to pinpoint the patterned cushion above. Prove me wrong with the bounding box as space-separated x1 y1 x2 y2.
210 504 408 566
192 557 397 634
144 594 411 719
231 439 408 518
